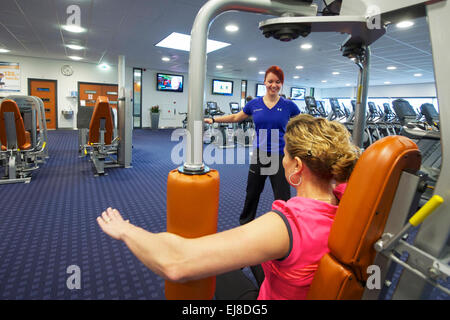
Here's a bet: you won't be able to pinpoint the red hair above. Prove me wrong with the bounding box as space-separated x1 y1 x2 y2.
264 65 284 84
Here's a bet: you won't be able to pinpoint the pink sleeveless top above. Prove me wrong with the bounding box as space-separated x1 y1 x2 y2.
257 184 346 300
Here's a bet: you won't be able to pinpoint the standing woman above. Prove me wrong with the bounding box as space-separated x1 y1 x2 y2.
205 66 300 225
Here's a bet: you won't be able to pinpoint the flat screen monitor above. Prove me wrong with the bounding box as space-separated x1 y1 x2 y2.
290 87 306 100
256 84 266 97
230 102 240 113
156 73 184 92
212 79 233 96
206 101 218 113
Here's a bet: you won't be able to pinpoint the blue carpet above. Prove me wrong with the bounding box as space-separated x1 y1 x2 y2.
0 129 277 299
0 129 447 300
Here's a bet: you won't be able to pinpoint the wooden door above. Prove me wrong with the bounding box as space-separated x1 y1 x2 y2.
79 83 102 107
29 79 57 130
101 85 118 109
78 83 118 108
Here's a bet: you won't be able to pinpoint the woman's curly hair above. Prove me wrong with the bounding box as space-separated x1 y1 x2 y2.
284 114 361 182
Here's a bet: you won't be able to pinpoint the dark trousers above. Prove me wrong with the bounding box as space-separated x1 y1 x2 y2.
239 150 291 225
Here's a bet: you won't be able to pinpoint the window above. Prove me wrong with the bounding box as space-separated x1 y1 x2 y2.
133 68 143 128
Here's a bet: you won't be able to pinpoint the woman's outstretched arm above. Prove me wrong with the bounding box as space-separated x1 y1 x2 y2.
97 207 290 283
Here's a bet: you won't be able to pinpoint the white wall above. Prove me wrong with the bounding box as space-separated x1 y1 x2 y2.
141 73 312 128
0 54 126 129
245 79 313 112
4 53 401 129
320 82 437 99
141 69 188 128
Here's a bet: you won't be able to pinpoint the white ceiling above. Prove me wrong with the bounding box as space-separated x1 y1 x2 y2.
0 0 435 88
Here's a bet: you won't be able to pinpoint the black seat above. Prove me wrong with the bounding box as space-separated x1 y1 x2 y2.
391 99 417 126
420 103 439 129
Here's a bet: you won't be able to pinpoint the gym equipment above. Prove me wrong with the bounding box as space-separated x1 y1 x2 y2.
0 97 48 184
305 96 327 117
81 96 121 175
7 95 48 159
166 169 220 299
316 100 327 117
307 135 421 299
206 101 235 148
420 103 440 130
229 102 254 147
328 98 347 121
77 106 93 154
79 55 132 176
175 0 450 300
392 99 441 184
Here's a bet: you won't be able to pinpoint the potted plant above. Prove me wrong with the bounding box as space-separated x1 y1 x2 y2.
151 105 160 129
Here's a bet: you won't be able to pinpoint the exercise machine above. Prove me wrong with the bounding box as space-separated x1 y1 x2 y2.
0 96 48 184
206 101 235 148
229 102 254 147
79 55 132 176
81 96 121 175
305 96 327 117
169 0 450 300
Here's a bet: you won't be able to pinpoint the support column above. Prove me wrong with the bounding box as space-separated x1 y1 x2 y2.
117 55 132 168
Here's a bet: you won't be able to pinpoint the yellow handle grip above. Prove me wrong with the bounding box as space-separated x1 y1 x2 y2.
409 195 444 227
42 142 46 150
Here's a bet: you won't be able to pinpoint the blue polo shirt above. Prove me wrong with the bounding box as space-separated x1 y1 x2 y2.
243 97 300 154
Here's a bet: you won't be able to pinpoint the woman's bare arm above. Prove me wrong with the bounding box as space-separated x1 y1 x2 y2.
204 110 249 124
97 208 289 283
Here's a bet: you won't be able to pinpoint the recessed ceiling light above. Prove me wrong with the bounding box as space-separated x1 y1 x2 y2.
387 66 397 70
332 72 340 75
414 73 423 77
162 57 170 62
345 84 351 86
155 32 230 53
68 55 83 61
225 24 239 32
293 76 300 79
216 65 223 69
259 71 265 75
384 81 392 84
396 20 414 29
98 63 110 70
248 56 257 61
62 24 86 33
300 43 312 50
0 48 11 53
66 44 84 50
295 65 304 69
321 80 327 83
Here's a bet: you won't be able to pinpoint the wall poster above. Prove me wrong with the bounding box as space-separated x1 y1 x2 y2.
0 62 20 92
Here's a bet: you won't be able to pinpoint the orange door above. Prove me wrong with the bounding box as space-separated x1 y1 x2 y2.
101 85 118 109
79 83 118 108
79 83 102 107
29 79 57 130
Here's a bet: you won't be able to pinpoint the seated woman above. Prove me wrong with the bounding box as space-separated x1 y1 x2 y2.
97 114 360 300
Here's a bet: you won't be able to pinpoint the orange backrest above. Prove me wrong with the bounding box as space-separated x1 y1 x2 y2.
0 99 31 151
88 96 114 145
307 135 421 300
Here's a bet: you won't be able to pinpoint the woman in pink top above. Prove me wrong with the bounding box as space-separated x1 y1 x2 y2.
97 114 360 299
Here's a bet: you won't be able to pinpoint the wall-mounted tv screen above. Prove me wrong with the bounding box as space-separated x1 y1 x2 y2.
291 87 306 100
157 73 184 92
212 79 233 95
256 83 266 97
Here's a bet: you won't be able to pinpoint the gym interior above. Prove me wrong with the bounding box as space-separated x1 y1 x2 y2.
0 0 448 301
